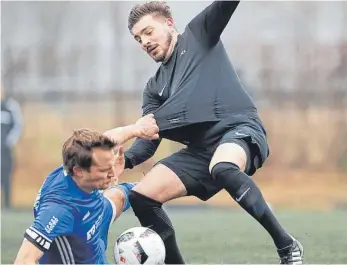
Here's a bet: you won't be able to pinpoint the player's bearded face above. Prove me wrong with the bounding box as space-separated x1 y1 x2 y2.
149 31 172 62
132 15 175 63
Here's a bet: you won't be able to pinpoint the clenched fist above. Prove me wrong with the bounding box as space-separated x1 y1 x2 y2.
134 113 159 140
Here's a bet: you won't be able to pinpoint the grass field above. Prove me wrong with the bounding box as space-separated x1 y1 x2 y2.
2 207 347 264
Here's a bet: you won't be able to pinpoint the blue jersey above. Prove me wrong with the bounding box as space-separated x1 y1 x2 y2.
24 165 133 264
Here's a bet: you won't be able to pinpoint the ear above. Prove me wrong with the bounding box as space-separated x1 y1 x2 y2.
73 166 84 178
166 18 174 28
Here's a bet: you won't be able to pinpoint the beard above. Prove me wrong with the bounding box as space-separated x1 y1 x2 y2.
153 32 173 63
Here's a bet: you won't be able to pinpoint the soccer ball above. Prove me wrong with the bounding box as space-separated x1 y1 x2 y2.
114 227 166 264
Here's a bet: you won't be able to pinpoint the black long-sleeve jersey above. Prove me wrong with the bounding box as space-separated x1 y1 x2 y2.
125 1 263 169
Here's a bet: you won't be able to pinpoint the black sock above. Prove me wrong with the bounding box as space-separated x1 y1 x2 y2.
212 162 293 249
128 190 185 264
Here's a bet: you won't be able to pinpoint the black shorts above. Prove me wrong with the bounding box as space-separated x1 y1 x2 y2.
157 122 269 201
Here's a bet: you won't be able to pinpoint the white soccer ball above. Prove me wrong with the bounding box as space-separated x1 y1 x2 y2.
114 227 166 265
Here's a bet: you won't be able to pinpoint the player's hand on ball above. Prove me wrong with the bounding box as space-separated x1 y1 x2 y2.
135 113 159 140
114 145 125 177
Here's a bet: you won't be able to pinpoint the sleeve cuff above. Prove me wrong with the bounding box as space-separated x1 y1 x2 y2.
24 227 52 252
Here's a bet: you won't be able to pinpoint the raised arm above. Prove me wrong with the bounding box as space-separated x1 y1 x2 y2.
104 113 159 145
188 1 240 47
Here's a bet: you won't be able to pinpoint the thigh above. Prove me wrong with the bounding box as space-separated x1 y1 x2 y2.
211 124 269 176
157 148 222 201
132 162 188 203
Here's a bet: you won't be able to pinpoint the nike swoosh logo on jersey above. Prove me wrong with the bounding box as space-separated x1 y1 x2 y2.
159 83 167 96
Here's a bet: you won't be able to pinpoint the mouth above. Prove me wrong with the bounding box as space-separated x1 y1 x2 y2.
105 177 117 185
147 45 158 54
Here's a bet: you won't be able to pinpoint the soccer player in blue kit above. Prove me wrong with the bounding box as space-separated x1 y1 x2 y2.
14 114 159 264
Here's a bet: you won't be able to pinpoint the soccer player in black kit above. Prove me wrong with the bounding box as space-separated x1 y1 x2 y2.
117 1 304 264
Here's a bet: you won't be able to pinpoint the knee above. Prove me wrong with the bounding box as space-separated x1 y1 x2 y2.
128 190 175 240
210 162 240 181
209 142 248 173
128 190 162 212
128 189 140 205
128 190 144 210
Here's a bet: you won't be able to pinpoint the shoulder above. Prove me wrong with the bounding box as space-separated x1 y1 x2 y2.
35 167 80 212
182 24 210 51
33 197 76 226
39 166 69 196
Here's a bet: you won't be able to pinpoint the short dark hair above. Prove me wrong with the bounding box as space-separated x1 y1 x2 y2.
128 1 172 31
62 128 116 175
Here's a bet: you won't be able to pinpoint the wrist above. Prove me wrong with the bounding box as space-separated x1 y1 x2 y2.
131 124 141 138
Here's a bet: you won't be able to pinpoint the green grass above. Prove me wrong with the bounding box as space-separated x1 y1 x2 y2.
2 207 347 263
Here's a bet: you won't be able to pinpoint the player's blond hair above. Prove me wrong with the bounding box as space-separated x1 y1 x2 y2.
128 1 172 31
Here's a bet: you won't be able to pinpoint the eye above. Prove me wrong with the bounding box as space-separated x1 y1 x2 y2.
146 29 153 35
135 37 142 44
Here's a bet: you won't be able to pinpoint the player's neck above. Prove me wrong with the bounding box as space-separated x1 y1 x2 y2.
163 31 178 64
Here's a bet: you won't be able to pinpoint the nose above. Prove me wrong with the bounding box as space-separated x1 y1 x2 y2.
107 170 115 179
141 37 151 50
